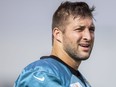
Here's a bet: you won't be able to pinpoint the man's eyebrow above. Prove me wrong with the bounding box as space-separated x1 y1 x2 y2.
78 25 86 28
91 23 95 26
90 24 95 28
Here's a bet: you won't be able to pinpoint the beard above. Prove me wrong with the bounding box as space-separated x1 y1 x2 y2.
64 46 90 61
63 39 93 62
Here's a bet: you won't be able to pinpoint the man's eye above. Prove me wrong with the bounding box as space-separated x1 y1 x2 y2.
89 27 95 32
75 27 84 31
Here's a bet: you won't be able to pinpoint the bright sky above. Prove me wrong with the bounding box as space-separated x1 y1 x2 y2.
0 0 116 87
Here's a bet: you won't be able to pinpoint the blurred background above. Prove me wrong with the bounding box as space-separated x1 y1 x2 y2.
0 0 116 87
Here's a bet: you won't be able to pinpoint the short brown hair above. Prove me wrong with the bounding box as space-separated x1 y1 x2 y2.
52 1 95 31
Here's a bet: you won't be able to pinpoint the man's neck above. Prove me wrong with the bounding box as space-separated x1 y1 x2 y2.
51 46 81 70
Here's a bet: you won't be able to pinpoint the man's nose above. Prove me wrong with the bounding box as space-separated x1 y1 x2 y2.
82 29 92 41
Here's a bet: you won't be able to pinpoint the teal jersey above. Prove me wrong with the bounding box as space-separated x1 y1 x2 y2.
14 55 91 87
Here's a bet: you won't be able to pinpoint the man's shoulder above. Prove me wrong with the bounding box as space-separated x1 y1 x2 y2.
24 56 54 70
23 56 71 76
24 56 65 73
15 56 72 87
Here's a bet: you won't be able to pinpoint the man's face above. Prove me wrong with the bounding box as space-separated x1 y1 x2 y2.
62 16 95 61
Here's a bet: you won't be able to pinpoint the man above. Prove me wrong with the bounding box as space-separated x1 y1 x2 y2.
14 1 95 87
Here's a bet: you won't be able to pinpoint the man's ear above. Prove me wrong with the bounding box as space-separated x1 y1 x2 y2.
52 27 63 43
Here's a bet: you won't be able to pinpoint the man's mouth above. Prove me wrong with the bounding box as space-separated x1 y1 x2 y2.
79 43 91 51
80 44 90 48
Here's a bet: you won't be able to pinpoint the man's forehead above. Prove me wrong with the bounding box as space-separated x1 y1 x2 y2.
68 16 94 24
68 15 93 22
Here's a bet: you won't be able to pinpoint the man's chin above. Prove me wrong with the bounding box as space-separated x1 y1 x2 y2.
74 54 90 61
80 52 91 60
80 57 89 61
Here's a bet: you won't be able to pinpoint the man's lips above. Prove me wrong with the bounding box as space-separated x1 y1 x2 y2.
79 43 91 51
79 43 90 47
